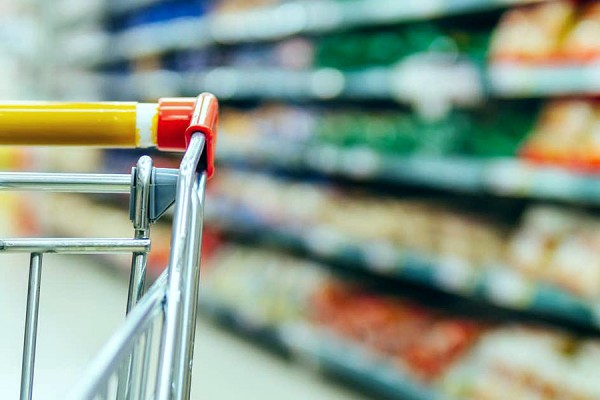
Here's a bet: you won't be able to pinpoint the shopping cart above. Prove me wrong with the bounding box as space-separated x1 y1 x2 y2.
0 93 219 400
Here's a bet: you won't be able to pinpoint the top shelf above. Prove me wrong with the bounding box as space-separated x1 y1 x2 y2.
100 0 543 63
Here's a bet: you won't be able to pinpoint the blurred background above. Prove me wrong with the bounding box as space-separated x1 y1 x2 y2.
2 0 600 399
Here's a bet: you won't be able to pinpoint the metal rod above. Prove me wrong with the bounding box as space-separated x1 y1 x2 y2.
175 173 206 399
139 326 153 400
126 155 153 312
0 172 131 193
0 238 150 253
126 255 149 310
120 156 153 400
156 133 206 400
20 253 43 400
67 272 168 400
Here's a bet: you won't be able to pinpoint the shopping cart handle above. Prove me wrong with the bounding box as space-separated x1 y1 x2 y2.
156 93 219 178
0 93 219 177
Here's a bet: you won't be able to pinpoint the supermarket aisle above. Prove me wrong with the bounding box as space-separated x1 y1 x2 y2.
0 254 367 400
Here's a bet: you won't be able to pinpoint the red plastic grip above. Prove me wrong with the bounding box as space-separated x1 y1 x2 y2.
156 93 219 178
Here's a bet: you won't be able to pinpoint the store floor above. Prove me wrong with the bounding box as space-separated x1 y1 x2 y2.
0 254 368 400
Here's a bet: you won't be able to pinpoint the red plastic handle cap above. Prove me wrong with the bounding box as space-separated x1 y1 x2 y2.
184 93 219 178
156 93 219 178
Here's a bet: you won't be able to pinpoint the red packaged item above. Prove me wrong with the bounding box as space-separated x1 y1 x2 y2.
370 304 432 357
310 281 355 329
402 319 483 381
310 283 433 357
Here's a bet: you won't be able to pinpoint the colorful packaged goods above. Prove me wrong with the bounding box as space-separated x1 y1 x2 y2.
208 169 600 300
443 327 600 400
519 99 600 171
218 104 533 160
202 243 600 398
208 169 508 266
490 0 600 64
507 206 600 299
201 244 326 326
310 281 484 382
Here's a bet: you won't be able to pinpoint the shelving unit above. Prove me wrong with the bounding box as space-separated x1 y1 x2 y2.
58 0 600 398
205 200 600 330
198 240 600 399
93 63 600 103
217 137 600 204
488 63 600 97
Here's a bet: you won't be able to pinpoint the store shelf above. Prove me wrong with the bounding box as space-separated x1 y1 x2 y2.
103 63 600 105
99 0 539 63
489 63 600 97
205 204 600 330
217 137 600 204
200 299 448 400
102 60 483 107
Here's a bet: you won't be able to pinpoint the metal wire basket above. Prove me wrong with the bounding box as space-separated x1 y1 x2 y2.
0 93 219 400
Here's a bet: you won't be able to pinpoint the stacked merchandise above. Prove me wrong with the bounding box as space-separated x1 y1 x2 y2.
443 327 600 399
217 98 600 173
488 1 600 96
217 104 533 160
206 168 600 302
201 242 600 400
207 169 508 270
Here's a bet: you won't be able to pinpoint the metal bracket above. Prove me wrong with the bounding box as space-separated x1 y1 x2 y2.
130 167 179 224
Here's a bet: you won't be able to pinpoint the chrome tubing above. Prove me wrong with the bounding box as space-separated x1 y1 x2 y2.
175 172 206 398
156 133 206 400
127 155 154 312
119 155 153 400
0 172 132 193
0 238 151 254
20 253 43 400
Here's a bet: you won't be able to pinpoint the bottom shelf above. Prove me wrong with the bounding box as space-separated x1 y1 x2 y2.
199 241 600 400
201 299 446 400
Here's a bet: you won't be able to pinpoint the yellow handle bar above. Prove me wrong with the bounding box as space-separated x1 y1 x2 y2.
0 102 155 148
